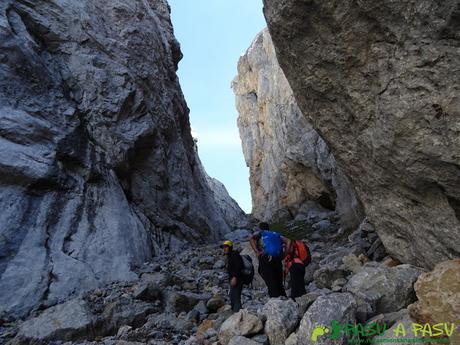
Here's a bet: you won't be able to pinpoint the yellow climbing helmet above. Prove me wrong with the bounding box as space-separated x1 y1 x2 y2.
220 240 233 248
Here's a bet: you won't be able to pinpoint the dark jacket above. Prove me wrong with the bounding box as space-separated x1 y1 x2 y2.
227 250 244 279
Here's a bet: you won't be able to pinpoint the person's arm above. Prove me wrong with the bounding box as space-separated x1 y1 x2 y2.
282 236 292 259
250 232 262 257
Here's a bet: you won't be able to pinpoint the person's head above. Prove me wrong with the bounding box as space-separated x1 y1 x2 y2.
220 240 233 255
259 222 269 230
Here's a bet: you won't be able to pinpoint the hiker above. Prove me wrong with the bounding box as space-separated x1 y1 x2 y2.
249 222 287 298
284 238 311 299
221 240 244 312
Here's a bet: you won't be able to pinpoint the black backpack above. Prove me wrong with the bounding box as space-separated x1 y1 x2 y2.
240 254 254 285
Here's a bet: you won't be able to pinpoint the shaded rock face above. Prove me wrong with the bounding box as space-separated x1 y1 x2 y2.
233 29 362 229
263 0 460 268
0 0 245 318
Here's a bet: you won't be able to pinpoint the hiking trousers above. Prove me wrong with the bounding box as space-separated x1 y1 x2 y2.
258 255 286 298
229 280 243 312
289 262 306 299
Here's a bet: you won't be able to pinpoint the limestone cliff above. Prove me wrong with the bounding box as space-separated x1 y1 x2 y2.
0 0 246 318
233 29 363 229
263 0 460 268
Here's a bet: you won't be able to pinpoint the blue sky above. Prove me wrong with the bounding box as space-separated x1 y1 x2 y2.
169 0 266 213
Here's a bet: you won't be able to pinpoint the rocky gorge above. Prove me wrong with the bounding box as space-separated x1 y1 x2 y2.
1 0 459 344
2 212 458 345
0 0 246 320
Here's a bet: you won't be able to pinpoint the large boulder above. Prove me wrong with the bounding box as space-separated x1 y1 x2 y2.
313 265 347 289
408 259 460 345
14 299 93 342
373 312 434 345
165 291 202 313
218 309 263 345
262 0 460 268
233 28 363 227
344 262 424 319
296 293 356 345
12 296 154 343
0 0 246 318
260 298 300 345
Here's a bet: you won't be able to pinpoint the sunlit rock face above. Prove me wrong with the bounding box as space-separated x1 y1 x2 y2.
0 0 246 318
263 0 460 268
233 29 363 228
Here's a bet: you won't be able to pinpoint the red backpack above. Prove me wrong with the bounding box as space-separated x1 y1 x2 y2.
292 240 311 266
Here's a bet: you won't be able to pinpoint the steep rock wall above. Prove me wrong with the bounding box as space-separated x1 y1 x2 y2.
263 0 460 268
0 0 246 318
233 29 362 228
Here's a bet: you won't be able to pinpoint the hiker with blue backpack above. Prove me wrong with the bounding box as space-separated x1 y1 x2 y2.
221 240 254 312
249 222 288 298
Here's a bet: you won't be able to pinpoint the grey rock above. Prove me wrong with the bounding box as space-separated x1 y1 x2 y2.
15 299 93 342
140 272 172 288
341 254 363 274
212 306 234 332
213 259 226 270
133 282 161 301
358 218 375 234
185 309 200 323
331 285 342 293
260 298 299 345
295 292 322 316
97 298 155 335
371 243 388 262
313 266 347 289
206 295 225 313
228 336 260 345
218 309 263 345
331 278 347 292
13 296 153 343
373 312 426 345
233 28 363 228
296 293 356 345
224 229 252 243
304 262 319 285
285 332 297 345
192 301 208 316
251 334 268 345
263 0 460 268
165 292 201 313
312 220 332 232
204 327 218 339
0 0 247 318
116 325 132 338
367 239 384 257
344 263 424 318
367 309 409 329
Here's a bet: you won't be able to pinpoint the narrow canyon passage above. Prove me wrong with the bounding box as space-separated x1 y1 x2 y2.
0 0 459 345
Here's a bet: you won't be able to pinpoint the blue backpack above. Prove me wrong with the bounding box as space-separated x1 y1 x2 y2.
261 231 283 257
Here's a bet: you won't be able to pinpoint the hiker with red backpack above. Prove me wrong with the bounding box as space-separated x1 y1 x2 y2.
284 239 311 299
250 222 288 298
